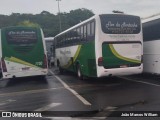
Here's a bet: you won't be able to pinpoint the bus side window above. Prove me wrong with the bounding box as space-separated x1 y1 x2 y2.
66 32 70 46
59 36 62 48
72 29 77 45
62 34 66 47
84 25 87 41
87 23 91 40
73 29 77 43
69 31 72 45
54 38 56 48
69 32 74 46
61 37 63 47
63 34 66 47
64 33 68 46
70 30 74 45
143 20 160 41
91 21 95 40
57 37 59 48
80 26 84 42
77 28 81 43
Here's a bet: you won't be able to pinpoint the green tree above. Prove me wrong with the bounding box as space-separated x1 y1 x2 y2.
17 20 40 27
67 8 94 27
0 8 94 37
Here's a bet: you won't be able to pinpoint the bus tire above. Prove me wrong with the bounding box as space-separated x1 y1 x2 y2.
57 60 63 74
77 64 83 80
59 66 63 74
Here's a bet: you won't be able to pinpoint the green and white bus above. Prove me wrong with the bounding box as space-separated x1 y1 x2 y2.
54 14 143 79
0 26 48 79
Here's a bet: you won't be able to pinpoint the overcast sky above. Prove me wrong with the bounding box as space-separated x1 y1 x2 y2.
0 0 160 18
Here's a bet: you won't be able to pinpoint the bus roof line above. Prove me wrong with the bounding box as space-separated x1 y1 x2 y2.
55 15 97 37
142 13 160 23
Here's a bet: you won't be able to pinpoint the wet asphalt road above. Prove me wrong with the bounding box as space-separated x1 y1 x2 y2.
1 68 160 119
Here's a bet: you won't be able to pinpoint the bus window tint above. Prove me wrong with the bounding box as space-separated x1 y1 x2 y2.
70 31 74 44
91 21 95 36
80 26 84 41
100 14 140 34
143 19 160 41
77 28 81 42
62 34 65 47
6 29 37 44
87 23 91 36
84 25 87 41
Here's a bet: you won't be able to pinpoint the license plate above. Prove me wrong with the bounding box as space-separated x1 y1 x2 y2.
22 67 30 71
120 65 128 68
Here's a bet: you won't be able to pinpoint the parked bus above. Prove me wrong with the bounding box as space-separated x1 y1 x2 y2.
44 37 55 66
0 26 48 79
54 14 143 79
44 37 54 57
142 14 160 74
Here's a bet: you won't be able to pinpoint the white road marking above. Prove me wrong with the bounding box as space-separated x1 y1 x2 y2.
50 70 91 106
0 103 7 106
34 103 62 111
47 117 106 120
0 110 5 111
0 84 97 97
0 99 16 106
105 106 117 111
0 87 62 97
118 76 160 87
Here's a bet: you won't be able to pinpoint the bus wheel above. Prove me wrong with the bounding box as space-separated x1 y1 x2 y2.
77 64 83 80
57 60 63 74
59 66 63 74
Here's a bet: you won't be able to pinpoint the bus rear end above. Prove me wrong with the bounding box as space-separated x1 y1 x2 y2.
0 27 48 79
96 14 143 77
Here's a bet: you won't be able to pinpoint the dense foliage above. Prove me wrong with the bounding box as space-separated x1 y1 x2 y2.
0 8 94 37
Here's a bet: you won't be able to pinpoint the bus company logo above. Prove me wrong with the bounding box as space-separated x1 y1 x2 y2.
105 21 138 34
60 50 71 55
106 21 138 29
2 112 11 117
8 31 36 35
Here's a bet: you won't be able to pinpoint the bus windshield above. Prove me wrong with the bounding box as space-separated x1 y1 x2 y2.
100 14 141 34
6 29 37 45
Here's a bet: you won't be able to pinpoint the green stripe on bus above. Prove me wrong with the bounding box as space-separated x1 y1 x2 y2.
5 56 40 68
109 44 141 63
63 45 82 68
